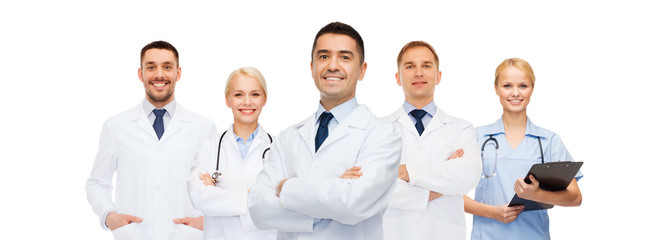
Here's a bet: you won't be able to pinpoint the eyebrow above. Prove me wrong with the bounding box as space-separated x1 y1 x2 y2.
316 49 354 56
143 61 174 66
402 60 434 66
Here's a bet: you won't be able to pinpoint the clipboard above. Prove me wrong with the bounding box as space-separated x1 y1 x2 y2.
508 161 583 211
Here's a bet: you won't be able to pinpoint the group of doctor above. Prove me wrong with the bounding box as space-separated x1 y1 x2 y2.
85 21 583 240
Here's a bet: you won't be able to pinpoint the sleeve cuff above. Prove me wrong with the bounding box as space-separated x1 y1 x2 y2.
101 209 115 230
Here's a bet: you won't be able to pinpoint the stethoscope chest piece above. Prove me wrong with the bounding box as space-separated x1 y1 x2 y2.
212 171 222 183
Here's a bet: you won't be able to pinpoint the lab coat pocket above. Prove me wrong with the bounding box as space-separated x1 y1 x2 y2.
172 224 203 240
111 222 141 240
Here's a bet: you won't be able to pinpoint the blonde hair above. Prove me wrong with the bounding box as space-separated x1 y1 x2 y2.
225 67 268 98
494 58 535 86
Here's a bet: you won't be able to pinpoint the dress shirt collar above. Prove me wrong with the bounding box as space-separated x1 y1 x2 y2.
142 98 176 118
402 100 436 117
231 125 259 143
316 97 359 124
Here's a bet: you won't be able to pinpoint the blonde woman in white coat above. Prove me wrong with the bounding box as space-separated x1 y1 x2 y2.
382 41 482 240
188 67 276 240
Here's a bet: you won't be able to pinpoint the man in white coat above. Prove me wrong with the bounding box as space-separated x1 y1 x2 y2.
382 41 482 240
85 41 216 240
248 22 402 240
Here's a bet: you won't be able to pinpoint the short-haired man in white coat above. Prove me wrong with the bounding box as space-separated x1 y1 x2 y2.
248 22 402 240
85 41 216 240
382 41 482 240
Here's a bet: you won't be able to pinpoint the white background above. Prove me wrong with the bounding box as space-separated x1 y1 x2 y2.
1 0 664 239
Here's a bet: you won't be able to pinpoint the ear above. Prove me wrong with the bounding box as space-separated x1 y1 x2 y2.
138 68 144 83
225 95 231 108
310 61 315 79
357 62 368 81
175 66 182 82
495 84 500 96
395 72 402 86
435 70 442 85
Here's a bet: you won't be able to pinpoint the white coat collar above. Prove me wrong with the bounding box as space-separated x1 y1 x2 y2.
127 100 193 141
387 105 454 137
296 104 372 155
220 124 272 155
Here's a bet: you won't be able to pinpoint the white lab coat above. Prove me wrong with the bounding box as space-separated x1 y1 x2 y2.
85 102 216 240
382 107 482 240
248 105 402 240
188 124 277 240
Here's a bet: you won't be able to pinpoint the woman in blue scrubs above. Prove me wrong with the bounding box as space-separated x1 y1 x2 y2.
463 58 583 240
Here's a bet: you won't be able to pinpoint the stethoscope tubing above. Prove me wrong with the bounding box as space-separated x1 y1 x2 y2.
213 130 272 183
481 134 544 178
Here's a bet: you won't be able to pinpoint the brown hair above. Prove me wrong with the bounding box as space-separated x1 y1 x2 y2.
396 41 439 69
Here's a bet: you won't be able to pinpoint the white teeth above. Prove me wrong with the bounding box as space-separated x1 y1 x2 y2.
325 77 342 81
241 110 254 113
153 83 165 87
510 100 521 103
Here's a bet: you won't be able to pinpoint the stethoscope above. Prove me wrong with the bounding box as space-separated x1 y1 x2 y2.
212 130 273 183
481 134 544 178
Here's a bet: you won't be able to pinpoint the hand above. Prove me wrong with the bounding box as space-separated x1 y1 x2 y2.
200 173 215 186
276 179 288 197
428 191 443 201
340 166 363 179
105 212 143 231
398 164 410 182
492 204 524 224
514 175 541 201
173 216 204 231
448 148 464 160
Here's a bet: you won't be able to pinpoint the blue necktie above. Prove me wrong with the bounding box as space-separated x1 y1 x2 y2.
315 112 334 152
410 109 427 136
153 109 166 140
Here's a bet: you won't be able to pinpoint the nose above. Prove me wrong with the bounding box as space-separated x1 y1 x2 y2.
326 57 340 72
511 86 520 97
415 66 424 77
242 94 252 105
156 67 165 79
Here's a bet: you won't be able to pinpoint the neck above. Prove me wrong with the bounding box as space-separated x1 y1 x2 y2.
320 94 354 111
147 96 174 109
502 110 527 132
233 121 258 141
406 96 433 109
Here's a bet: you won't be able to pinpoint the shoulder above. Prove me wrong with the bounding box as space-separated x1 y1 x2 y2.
104 104 141 126
435 109 473 129
361 106 399 136
178 105 214 125
380 108 403 124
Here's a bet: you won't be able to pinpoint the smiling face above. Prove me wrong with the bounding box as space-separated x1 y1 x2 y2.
495 66 534 114
226 75 266 125
396 46 441 106
138 48 181 108
311 33 367 110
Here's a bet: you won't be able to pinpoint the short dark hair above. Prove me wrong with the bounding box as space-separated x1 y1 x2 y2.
140 40 179 67
397 41 439 69
311 22 365 65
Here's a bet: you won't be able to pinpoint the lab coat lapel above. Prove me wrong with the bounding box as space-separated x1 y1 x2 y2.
393 108 421 138
247 125 269 155
160 103 190 142
297 114 317 156
318 105 370 152
129 103 160 140
421 107 450 137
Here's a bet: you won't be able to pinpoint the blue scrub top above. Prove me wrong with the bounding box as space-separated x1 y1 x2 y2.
471 117 583 240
